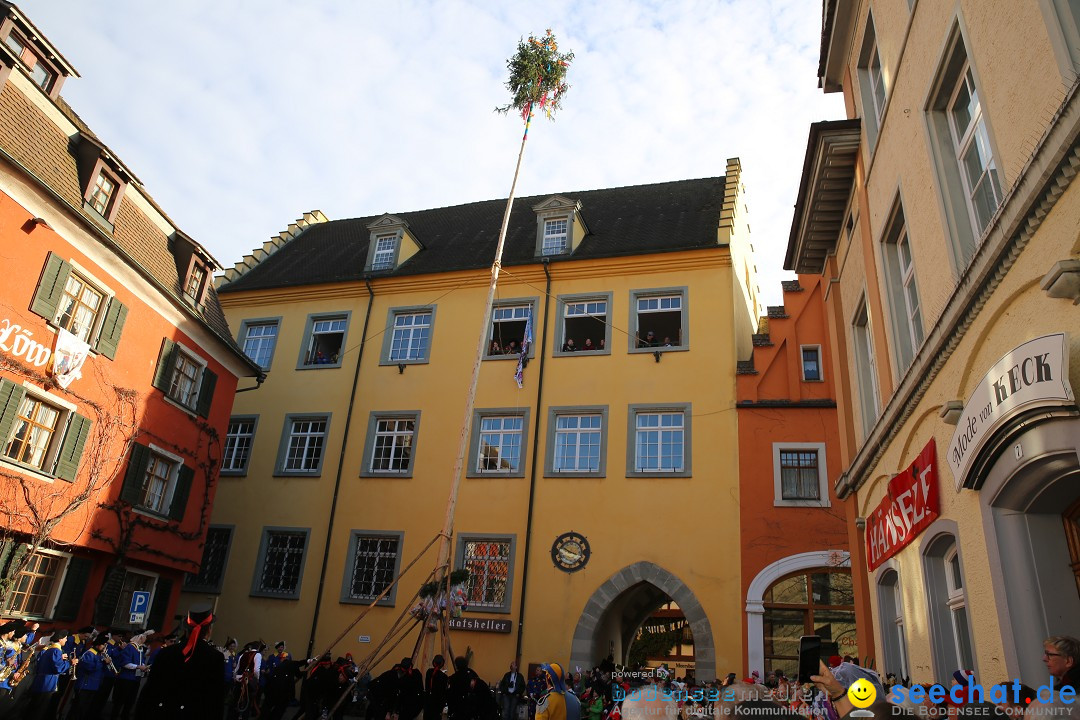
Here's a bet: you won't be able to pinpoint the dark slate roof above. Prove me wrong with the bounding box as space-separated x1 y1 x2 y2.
220 176 728 293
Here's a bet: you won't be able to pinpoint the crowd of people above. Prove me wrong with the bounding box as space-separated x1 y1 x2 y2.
2 610 1077 720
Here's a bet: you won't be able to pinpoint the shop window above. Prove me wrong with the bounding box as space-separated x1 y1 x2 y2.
251 527 310 600
762 569 857 677
299 314 349 368
183 526 234 593
457 536 514 612
630 289 688 351
556 293 611 355
342 531 403 605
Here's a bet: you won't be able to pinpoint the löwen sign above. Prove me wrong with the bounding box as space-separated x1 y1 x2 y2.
865 439 940 571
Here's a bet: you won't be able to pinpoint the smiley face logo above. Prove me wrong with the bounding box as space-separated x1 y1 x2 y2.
847 678 877 708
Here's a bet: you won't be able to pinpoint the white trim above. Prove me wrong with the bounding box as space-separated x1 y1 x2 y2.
18 380 78 413
771 442 830 507
745 550 849 676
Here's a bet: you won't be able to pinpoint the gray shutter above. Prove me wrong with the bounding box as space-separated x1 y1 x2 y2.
52 556 93 621
195 368 217 418
120 444 152 505
146 577 172 631
0 379 28 451
54 412 91 482
30 252 72 320
151 339 177 393
93 565 125 625
94 298 128 360
168 465 193 522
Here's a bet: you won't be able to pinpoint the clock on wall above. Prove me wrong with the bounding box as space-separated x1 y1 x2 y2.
551 531 590 572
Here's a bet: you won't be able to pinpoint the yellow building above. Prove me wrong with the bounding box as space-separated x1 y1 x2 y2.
181 160 763 681
787 0 1080 686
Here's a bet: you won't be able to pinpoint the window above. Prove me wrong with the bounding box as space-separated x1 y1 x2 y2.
926 29 1002 268
630 288 688 351
772 443 829 507
1043 0 1080 75
627 404 692 477
184 526 234 593
546 406 608 477
29 61 54 91
467 409 529 478
858 15 887 147
372 234 397 271
924 533 975 682
300 314 349 368
487 302 535 358
251 527 310 600
183 263 207 305
556 293 612 355
361 411 419 478
801 346 822 382
3 32 25 56
119 444 192 520
457 536 515 612
0 380 90 482
152 339 217 418
944 547 974 670
851 299 881 439
109 569 156 629
762 570 856 678
877 568 910 680
55 272 104 343
6 549 67 617
240 320 280 370
221 417 257 475
277 415 330 475
387 311 433 363
882 202 925 372
542 217 569 255
342 531 403 605
88 171 116 216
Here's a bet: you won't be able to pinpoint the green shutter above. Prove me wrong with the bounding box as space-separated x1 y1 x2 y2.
151 339 177 393
168 465 193 522
29 253 72 321
146 577 172 632
94 298 128 360
120 444 152 505
0 380 27 453
52 556 92 621
195 368 217 418
93 565 125 625
54 412 91 482
0 540 12 576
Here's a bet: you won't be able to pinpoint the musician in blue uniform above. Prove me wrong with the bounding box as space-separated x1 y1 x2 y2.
22 629 71 718
70 635 116 720
111 632 146 720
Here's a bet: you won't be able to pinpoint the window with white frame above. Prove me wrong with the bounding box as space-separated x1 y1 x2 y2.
88 171 115 216
0 381 89 482
372 234 397 271
138 451 179 514
772 442 829 507
801 346 822 382
184 263 207 305
944 547 974 670
858 15 887 146
54 272 104 343
221 418 256 474
924 533 975 683
488 304 531 357
241 321 279 370
631 289 687 350
303 316 347 367
153 340 216 418
119 444 191 520
4 394 62 471
476 415 523 474
254 528 309 598
628 405 691 477
947 64 1001 236
389 311 432 362
560 297 609 353
280 416 329 474
460 538 512 611
877 568 910 680
542 217 568 255
168 351 202 408
345 533 401 602
5 549 67 617
852 299 881 439
370 418 415 473
883 203 925 372
553 414 602 473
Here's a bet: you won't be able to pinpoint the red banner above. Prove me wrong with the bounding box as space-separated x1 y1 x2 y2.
865 438 940 571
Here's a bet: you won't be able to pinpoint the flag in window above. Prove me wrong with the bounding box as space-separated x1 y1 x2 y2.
514 310 533 389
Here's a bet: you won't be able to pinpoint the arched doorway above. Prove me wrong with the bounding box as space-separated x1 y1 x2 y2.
569 562 715 681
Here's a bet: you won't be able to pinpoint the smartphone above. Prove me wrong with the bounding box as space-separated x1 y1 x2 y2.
797 635 822 684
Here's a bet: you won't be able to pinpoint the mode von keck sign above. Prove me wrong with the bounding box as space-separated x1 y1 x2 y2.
866 439 940 572
947 333 1074 490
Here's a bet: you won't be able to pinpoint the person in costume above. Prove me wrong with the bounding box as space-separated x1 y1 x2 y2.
424 655 449 720
133 603 224 719
69 634 115 720
111 630 148 720
21 629 70 719
535 663 581 720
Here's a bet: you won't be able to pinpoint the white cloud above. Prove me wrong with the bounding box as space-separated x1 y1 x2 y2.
30 0 843 304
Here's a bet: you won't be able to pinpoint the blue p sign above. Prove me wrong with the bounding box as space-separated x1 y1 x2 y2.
129 591 150 624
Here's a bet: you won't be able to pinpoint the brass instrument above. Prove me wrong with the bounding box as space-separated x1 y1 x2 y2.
10 636 48 688
0 641 16 683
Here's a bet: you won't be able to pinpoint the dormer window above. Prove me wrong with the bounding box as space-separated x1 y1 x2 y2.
3 31 25 56
78 153 127 227
184 263 208 306
372 234 397 271
542 218 569 255
88 171 115 216
29 59 54 91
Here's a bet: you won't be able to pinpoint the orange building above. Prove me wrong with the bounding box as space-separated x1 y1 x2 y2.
0 2 258 629
736 276 850 677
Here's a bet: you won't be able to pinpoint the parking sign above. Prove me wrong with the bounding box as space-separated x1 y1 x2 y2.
129 591 150 625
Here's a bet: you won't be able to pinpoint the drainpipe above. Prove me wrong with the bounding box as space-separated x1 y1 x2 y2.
234 373 267 393
515 259 552 661
306 278 375 658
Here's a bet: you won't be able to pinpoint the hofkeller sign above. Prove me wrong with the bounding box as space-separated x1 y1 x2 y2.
865 439 940 572
947 333 1074 490
447 617 512 633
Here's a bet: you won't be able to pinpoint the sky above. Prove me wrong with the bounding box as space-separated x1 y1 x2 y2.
28 0 843 306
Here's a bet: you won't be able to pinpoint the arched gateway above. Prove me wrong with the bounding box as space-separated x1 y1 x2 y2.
569 562 715 681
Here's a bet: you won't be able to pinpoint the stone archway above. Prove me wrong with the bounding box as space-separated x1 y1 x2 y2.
569 561 715 681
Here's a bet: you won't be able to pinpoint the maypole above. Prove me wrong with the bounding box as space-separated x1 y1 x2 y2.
420 29 575 664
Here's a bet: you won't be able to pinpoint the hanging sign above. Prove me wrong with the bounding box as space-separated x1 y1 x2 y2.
0 318 89 388
865 438 940 571
947 333 1073 490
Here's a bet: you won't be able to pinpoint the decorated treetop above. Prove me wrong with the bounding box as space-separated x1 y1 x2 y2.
496 29 574 121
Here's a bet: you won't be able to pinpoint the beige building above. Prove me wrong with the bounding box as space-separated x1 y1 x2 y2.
787 0 1080 686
